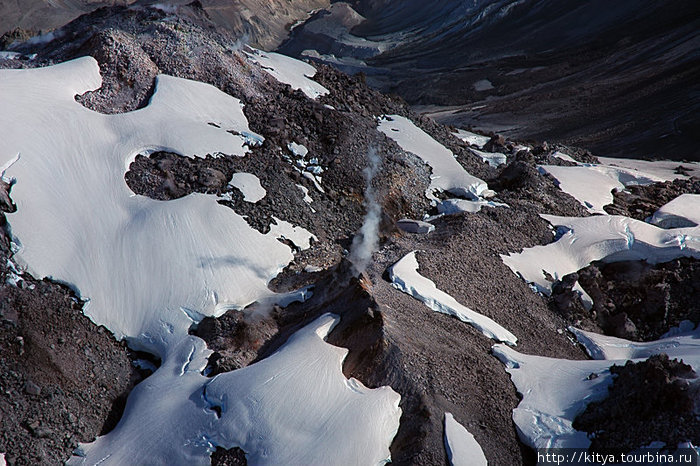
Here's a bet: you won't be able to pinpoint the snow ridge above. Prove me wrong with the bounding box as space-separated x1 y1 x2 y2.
389 251 517 345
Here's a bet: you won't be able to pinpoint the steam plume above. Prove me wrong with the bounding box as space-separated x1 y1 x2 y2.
349 146 382 273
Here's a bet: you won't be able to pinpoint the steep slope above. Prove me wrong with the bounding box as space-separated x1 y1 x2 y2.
280 0 700 161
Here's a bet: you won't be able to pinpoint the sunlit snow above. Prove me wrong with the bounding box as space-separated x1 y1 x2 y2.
501 198 700 295
494 325 700 450
493 344 614 449
444 413 488 466
598 157 700 181
471 148 507 168
389 251 517 345
245 48 329 100
539 163 661 214
1 58 400 465
453 129 491 149
438 198 508 215
378 115 490 201
74 314 401 465
228 172 266 203
541 155 700 214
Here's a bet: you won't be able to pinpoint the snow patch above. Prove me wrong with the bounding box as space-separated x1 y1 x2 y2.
492 344 612 449
389 251 517 345
444 413 488 466
287 141 308 158
438 198 508 215
268 217 317 250
501 199 700 295
228 172 266 203
648 194 700 228
473 79 494 91
245 49 329 100
73 315 402 465
0 51 21 60
540 156 700 214
597 157 700 181
495 324 700 450
397 219 435 234
552 151 578 164
539 164 662 214
470 148 507 168
453 129 491 149
378 115 490 201
296 184 314 205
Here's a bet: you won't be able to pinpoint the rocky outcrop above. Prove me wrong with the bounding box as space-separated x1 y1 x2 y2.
0 0 329 50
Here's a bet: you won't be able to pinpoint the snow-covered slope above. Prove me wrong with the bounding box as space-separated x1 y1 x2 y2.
501 202 700 295
444 413 488 466
245 48 329 99
494 324 700 450
1 57 294 353
73 314 401 465
540 156 700 214
1 57 400 465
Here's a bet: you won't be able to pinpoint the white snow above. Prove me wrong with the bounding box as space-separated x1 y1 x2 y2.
397 219 435 234
473 79 494 91
539 164 661 214
648 194 700 228
378 115 490 201
389 251 517 345
228 172 266 203
453 129 490 149
296 183 314 204
245 49 329 100
287 141 309 158
569 326 700 364
438 198 508 215
470 148 507 168
444 413 488 466
552 151 578 164
494 325 700 450
598 157 700 181
540 156 700 214
302 171 325 192
0 51 21 60
267 216 317 250
1 57 292 351
74 314 402 466
501 198 700 295
3 58 401 465
492 344 614 449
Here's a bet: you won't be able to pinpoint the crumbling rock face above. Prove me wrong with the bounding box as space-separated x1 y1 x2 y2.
0 262 141 465
573 354 699 453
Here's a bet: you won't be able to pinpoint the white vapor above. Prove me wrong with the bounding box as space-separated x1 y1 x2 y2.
349 146 382 273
